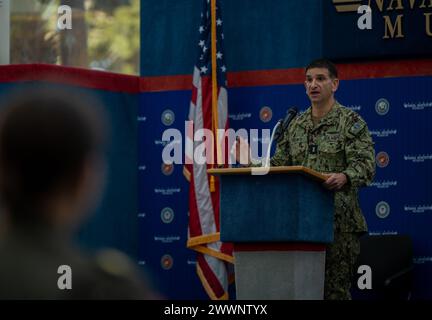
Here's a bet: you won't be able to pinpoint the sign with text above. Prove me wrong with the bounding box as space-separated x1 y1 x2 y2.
324 0 432 60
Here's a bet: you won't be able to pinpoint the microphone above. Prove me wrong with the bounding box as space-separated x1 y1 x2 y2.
273 107 298 143
261 107 298 169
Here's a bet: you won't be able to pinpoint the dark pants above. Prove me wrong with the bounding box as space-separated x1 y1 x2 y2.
324 232 360 300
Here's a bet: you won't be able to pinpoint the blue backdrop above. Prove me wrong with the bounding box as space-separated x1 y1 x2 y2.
139 0 432 299
138 75 432 299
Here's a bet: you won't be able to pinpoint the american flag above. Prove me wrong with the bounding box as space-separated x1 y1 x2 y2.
184 0 234 300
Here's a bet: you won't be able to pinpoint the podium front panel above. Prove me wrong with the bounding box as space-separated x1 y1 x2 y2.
219 173 334 243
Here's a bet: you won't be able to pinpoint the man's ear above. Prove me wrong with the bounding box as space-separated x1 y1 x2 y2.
332 78 339 93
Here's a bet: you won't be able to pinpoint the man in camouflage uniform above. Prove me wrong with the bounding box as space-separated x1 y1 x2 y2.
270 59 376 299
235 59 375 299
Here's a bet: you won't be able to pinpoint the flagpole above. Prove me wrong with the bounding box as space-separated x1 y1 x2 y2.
187 0 234 299
210 0 220 191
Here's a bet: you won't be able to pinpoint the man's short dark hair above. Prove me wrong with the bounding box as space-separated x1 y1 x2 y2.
305 59 338 79
0 86 106 222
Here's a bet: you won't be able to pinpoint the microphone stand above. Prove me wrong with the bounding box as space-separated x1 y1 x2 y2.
263 119 283 168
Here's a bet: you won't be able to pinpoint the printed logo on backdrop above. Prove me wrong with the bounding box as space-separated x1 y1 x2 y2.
404 204 432 214
161 109 175 126
154 236 181 243
161 163 174 176
404 154 432 163
413 257 432 264
346 104 362 112
404 101 432 111
375 201 390 219
369 230 398 236
376 151 389 168
370 129 397 138
370 180 397 189
161 207 175 224
259 106 273 123
161 254 173 270
375 98 390 115
228 113 252 121
154 188 181 195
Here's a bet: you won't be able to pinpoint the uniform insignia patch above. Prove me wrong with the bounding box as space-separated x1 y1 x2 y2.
349 121 364 136
326 133 340 142
309 144 318 154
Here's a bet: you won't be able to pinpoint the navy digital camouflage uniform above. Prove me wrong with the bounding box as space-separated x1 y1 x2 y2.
271 102 375 300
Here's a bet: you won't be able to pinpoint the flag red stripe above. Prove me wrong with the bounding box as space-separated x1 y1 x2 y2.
197 254 225 298
188 173 203 237
191 86 198 106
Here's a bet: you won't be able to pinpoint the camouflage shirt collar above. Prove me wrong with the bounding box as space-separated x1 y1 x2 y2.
298 102 342 130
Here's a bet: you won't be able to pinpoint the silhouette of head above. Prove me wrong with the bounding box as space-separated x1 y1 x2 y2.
0 86 107 230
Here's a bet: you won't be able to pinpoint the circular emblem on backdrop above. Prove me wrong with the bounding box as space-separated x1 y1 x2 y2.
376 151 390 168
259 106 273 123
161 254 174 270
375 98 390 116
376 201 390 219
161 163 174 176
161 207 174 224
161 109 175 126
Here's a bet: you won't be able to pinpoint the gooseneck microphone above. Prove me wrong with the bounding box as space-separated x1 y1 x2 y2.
263 107 298 168
273 107 298 143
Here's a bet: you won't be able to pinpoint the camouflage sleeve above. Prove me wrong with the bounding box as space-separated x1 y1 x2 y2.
270 130 291 167
342 115 376 188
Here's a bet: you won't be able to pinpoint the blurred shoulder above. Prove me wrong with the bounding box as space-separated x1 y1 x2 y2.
81 248 161 299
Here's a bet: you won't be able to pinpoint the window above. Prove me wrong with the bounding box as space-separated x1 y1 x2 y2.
10 0 139 75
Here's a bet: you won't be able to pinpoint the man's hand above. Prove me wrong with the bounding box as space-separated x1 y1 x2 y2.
232 136 251 166
323 173 348 191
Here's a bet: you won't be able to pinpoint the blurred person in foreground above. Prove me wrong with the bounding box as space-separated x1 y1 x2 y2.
0 87 158 299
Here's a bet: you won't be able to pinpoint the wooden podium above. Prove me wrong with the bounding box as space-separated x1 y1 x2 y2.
208 166 334 300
